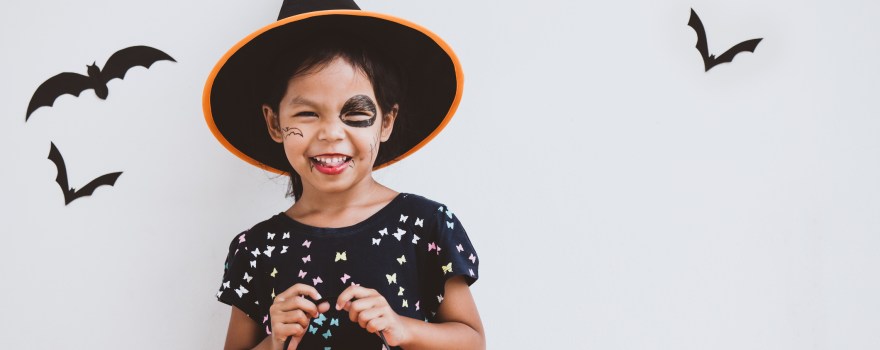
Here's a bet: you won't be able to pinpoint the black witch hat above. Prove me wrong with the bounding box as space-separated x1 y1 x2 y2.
203 0 463 173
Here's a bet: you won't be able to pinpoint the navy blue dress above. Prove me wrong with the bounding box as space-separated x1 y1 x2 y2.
217 193 479 349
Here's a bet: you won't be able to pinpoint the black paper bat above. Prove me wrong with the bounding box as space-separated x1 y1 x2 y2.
26 45 176 121
688 9 762 72
48 142 123 205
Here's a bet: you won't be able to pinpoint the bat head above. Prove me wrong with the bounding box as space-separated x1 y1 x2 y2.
86 62 101 77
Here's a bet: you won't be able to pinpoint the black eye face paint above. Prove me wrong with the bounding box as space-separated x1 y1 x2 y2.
339 94 377 128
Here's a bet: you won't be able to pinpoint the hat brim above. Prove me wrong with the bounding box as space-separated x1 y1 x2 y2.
203 10 463 174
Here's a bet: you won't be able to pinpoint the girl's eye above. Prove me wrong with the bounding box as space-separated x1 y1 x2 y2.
341 111 373 121
294 111 318 117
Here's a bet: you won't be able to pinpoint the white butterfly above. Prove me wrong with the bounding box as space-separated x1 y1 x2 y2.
378 228 388 236
398 286 405 296
393 228 406 241
400 214 408 223
415 218 424 227
446 221 454 229
468 254 476 264
438 206 444 212
335 251 347 262
251 248 261 257
456 244 464 252
265 246 275 257
469 268 475 277
267 232 275 240
386 273 397 284
446 209 453 218
402 299 408 308
372 238 381 246
235 285 249 297
250 260 256 268
412 234 420 245
282 232 290 239
244 272 253 282
437 294 444 303
222 281 230 289
280 246 288 254
397 255 407 265
216 291 223 298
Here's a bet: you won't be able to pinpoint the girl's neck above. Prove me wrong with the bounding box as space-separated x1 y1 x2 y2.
289 177 397 216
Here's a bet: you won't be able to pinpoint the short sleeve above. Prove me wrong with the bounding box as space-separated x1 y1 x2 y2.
216 230 267 325
432 204 479 285
417 203 480 320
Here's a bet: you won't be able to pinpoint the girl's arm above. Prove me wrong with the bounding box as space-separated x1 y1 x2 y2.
223 306 269 350
339 275 485 350
397 275 485 350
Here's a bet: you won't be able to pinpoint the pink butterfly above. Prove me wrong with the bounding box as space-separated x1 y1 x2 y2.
428 242 437 252
302 255 311 263
302 240 311 248
313 276 323 285
341 273 351 283
416 301 420 311
456 244 464 252
469 254 476 264
263 315 269 323
265 325 271 335
298 270 307 278
239 234 246 243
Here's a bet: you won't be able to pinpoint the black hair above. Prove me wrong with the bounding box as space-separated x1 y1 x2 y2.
259 33 404 200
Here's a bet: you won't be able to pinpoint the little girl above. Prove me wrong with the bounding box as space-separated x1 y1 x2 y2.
204 1 483 349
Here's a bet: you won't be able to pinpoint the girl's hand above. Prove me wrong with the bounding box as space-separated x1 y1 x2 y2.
336 285 412 347
270 283 330 350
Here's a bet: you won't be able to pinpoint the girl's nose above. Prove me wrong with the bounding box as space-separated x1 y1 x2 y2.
317 118 345 142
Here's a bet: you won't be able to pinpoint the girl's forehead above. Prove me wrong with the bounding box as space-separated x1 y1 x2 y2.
284 59 375 105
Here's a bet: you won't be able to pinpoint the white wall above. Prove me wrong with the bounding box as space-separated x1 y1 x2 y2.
2 0 879 349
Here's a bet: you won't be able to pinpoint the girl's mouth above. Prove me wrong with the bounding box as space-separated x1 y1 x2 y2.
310 155 352 175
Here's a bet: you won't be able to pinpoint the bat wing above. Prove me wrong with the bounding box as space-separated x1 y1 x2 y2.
687 8 711 71
48 142 73 204
71 171 123 204
26 72 93 121
101 45 176 83
715 38 763 66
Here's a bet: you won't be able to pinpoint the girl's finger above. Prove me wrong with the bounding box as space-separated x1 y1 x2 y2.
335 285 377 310
276 283 322 302
347 296 383 323
272 322 305 341
365 316 388 334
272 308 310 329
273 295 319 317
356 306 384 329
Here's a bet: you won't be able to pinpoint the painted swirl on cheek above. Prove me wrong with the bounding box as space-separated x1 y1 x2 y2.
282 127 303 139
339 94 377 128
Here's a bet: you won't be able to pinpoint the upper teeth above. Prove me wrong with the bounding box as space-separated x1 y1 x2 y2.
314 156 346 164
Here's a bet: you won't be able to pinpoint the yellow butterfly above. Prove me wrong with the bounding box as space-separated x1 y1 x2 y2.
386 273 397 284
441 262 453 275
402 299 409 308
397 255 407 265
335 251 347 262
270 268 278 277
398 286 405 296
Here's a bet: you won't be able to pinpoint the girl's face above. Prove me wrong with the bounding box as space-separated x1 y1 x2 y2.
262 57 396 196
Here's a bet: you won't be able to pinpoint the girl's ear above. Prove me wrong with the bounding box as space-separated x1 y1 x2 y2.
262 104 284 143
379 104 398 142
